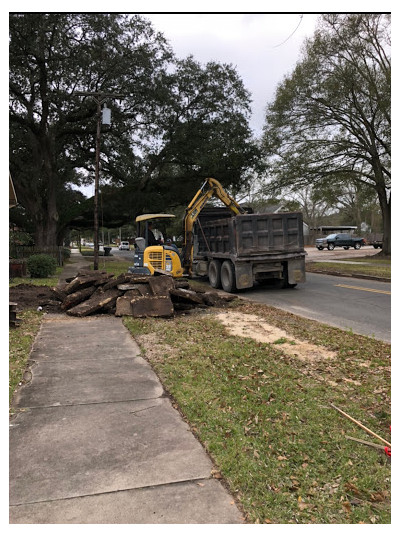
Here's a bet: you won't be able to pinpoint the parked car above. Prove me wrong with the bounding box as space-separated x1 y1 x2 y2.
119 241 130 251
315 233 366 251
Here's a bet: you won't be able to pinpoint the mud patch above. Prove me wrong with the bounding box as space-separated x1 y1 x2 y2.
9 284 62 313
215 311 336 362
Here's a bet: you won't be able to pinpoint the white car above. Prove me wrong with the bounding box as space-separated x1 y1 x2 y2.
119 241 130 251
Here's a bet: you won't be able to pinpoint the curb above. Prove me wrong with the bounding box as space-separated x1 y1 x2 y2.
305 269 390 283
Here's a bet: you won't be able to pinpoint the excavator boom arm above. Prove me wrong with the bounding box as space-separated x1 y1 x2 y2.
182 178 245 274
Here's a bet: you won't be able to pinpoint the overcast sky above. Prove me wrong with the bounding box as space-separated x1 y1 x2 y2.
143 13 320 137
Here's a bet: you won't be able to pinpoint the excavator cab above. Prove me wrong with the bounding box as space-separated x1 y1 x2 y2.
128 214 184 278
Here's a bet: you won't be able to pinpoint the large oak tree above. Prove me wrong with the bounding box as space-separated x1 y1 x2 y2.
10 13 259 247
262 14 391 254
9 13 173 246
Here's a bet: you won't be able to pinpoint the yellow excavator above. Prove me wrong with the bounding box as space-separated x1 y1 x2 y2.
129 178 244 278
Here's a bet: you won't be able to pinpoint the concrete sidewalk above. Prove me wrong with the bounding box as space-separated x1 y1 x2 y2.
9 252 243 524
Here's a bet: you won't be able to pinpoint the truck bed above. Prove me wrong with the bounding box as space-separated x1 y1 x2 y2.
196 212 305 258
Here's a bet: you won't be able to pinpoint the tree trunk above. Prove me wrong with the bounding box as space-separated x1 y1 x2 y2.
36 129 60 248
34 210 59 248
372 156 390 256
379 193 391 256
33 173 60 248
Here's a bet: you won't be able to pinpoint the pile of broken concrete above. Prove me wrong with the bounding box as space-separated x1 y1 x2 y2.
51 269 235 318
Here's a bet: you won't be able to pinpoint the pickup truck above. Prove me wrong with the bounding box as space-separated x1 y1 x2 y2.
315 233 366 251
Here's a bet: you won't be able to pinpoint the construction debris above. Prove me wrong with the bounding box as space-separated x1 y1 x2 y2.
51 270 236 318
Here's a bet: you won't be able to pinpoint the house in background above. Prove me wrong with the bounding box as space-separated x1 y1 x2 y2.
311 225 358 236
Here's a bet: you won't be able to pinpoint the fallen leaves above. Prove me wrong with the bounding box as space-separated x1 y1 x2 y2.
342 501 352 514
211 468 223 480
289 476 300 491
369 491 387 503
345 482 361 496
297 496 312 511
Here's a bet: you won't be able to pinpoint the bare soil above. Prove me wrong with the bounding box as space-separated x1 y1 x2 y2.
215 310 337 363
9 284 62 313
135 308 337 368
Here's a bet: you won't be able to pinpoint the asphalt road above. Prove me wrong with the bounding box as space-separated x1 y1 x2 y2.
241 272 391 343
107 246 391 343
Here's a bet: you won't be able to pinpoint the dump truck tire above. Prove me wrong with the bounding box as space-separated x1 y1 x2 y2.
221 260 237 293
208 260 222 289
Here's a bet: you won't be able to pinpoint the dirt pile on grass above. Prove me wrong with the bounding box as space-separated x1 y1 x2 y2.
9 284 62 313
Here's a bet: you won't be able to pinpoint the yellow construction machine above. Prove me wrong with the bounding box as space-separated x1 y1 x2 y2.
129 178 244 278
129 177 306 291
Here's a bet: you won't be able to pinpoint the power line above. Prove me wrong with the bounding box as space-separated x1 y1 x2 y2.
272 15 303 48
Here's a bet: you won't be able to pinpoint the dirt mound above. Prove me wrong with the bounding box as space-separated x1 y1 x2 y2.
9 284 62 313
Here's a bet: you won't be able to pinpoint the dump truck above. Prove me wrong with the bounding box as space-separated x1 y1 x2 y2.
192 209 306 292
129 178 306 292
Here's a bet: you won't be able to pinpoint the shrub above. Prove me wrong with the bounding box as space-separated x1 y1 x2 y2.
27 254 57 278
62 248 71 260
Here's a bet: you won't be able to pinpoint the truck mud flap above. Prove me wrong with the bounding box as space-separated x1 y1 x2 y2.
235 263 253 289
287 258 306 284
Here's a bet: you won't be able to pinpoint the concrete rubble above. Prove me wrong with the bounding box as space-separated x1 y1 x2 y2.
51 270 235 318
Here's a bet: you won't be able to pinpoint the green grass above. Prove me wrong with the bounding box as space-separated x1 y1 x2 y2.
87 257 132 277
59 255 131 277
9 309 43 407
9 266 64 287
124 301 391 524
343 256 391 265
306 261 390 279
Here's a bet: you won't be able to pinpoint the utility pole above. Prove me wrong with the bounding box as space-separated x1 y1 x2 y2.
76 92 124 270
